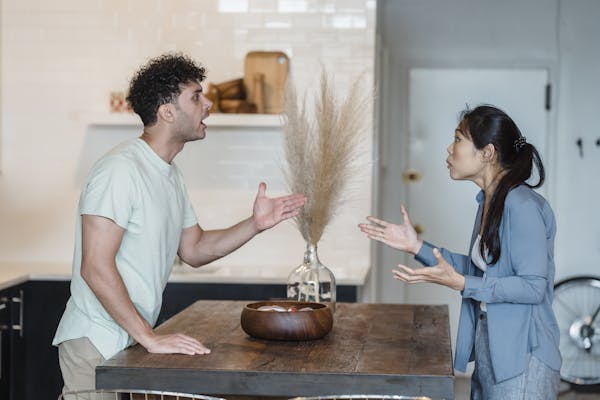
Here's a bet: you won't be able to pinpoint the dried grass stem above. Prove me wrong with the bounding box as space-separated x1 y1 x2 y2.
283 70 371 245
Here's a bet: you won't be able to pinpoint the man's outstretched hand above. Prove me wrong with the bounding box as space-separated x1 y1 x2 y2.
252 182 306 231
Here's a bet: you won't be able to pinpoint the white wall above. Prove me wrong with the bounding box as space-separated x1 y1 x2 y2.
0 0 375 278
376 0 600 302
554 0 600 282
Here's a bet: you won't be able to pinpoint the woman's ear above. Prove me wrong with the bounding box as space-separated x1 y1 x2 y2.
481 143 496 163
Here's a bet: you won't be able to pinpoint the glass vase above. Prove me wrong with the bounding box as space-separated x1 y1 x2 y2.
286 243 336 312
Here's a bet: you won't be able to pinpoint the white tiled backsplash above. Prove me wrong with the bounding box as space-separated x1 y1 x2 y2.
0 0 375 277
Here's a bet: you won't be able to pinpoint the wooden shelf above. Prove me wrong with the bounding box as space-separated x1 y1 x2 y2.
86 112 282 128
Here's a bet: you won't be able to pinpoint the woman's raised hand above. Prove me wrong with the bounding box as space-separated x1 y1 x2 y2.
358 204 422 255
392 248 465 291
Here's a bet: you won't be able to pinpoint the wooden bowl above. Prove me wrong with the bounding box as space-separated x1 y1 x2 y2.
219 99 257 114
241 301 333 341
214 78 246 99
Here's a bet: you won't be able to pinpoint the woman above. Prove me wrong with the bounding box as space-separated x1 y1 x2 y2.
359 105 561 399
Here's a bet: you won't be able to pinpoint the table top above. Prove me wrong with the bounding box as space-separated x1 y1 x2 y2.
97 301 454 399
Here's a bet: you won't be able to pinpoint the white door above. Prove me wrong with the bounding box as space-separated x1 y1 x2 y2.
405 68 549 360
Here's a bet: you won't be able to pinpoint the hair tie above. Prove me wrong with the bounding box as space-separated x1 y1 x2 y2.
513 136 527 152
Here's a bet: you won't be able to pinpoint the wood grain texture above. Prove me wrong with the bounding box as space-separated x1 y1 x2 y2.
243 51 289 114
97 301 454 399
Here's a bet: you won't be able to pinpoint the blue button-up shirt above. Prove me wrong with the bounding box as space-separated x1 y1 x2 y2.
415 185 561 383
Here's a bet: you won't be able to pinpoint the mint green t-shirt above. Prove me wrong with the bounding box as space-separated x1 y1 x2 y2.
53 139 198 359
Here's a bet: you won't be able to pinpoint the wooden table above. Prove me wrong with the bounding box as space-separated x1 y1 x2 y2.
97 301 454 399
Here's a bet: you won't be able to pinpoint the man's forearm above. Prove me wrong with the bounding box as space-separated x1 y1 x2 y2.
81 260 155 346
182 216 260 267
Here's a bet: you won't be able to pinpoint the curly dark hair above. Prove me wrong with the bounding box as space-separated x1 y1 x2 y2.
126 53 206 126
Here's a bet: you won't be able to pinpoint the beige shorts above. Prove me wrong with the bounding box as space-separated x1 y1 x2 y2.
58 337 112 399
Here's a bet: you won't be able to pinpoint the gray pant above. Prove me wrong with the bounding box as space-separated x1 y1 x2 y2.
470 311 560 400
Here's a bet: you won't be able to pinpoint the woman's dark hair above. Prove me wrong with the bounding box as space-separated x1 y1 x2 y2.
126 53 206 126
459 105 545 264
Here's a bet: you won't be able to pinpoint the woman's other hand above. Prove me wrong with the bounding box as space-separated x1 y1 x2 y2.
392 248 465 291
358 204 422 255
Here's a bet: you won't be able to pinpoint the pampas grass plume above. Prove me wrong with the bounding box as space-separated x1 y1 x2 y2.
283 69 371 245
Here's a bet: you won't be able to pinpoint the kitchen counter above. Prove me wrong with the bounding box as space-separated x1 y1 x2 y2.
0 262 72 291
0 261 369 291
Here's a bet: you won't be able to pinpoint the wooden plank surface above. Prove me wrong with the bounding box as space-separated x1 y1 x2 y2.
97 301 454 399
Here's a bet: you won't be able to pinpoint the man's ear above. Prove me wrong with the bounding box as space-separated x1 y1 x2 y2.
157 103 176 123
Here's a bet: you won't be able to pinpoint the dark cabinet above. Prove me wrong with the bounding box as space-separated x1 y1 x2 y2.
0 281 70 400
0 281 71 400
0 284 27 400
0 288 12 400
157 282 358 324
21 281 71 400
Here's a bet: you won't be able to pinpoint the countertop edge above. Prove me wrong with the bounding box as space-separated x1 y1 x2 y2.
0 264 369 291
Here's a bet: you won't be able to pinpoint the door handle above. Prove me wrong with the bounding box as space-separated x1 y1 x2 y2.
402 169 422 183
12 290 24 337
0 297 8 331
413 223 424 235
0 296 7 380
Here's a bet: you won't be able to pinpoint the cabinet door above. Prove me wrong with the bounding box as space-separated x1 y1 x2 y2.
8 286 26 400
0 291 10 400
23 281 70 400
0 285 26 400
0 281 69 400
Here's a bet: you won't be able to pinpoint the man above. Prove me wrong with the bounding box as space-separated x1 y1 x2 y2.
52 53 306 394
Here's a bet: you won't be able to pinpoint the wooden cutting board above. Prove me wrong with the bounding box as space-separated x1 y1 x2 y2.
244 51 289 114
